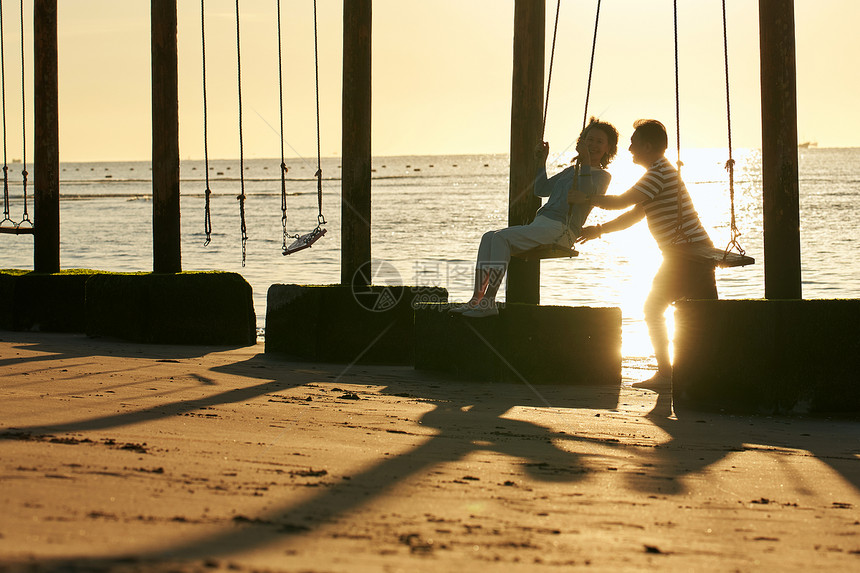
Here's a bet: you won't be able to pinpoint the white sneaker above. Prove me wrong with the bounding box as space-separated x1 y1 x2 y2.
448 302 479 314
462 306 499 318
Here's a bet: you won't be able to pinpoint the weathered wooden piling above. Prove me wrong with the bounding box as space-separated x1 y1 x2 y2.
507 0 545 304
759 0 801 298
33 0 59 272
341 1 372 285
151 0 181 273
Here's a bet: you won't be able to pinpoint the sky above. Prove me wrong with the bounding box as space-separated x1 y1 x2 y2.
1 0 858 162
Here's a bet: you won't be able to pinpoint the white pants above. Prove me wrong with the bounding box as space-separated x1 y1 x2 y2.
476 215 566 270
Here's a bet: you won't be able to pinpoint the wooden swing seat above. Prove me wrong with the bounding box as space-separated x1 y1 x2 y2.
515 244 579 262
0 225 34 235
670 242 754 268
283 227 326 256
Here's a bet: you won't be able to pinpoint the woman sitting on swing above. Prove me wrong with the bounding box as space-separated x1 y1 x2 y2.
451 117 618 317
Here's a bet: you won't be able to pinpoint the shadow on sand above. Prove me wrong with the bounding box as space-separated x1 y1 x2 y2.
2 332 858 569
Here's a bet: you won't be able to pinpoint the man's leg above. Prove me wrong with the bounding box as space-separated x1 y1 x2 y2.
644 287 674 378
637 257 718 386
635 259 678 386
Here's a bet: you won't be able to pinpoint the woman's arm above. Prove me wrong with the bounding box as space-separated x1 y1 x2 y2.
533 141 551 198
534 167 551 198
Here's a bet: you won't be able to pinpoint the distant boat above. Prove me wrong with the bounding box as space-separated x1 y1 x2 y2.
798 141 817 149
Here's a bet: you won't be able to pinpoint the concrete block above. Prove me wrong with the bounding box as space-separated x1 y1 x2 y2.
86 272 256 346
415 303 622 386
266 284 447 364
0 269 99 332
673 299 860 414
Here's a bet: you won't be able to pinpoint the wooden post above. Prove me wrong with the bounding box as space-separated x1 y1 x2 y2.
507 0 544 304
33 0 59 273
759 0 801 299
341 1 372 285
151 0 181 273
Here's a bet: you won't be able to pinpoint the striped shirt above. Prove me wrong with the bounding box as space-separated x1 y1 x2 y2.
633 157 711 249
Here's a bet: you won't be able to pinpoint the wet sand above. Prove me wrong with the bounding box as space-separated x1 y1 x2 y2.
1 331 858 572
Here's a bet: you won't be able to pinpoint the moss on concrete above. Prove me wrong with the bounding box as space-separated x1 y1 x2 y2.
673 299 860 414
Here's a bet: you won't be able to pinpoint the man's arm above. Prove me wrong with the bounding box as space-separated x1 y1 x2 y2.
578 205 646 242
569 184 648 209
590 187 649 210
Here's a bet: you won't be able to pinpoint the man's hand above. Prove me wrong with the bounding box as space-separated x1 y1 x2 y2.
535 141 549 163
576 225 602 243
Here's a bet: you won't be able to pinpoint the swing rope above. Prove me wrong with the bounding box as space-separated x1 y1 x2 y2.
16 0 27 227
200 0 212 246
671 0 687 244
582 0 601 131
673 0 683 177
312 0 325 227
0 0 31 233
541 0 602 140
276 0 289 253
279 0 327 256
541 0 561 140
235 0 248 266
721 0 746 259
668 0 751 267
1 0 10 227
519 0 601 261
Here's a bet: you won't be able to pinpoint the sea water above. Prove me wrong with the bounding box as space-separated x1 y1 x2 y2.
1 148 857 370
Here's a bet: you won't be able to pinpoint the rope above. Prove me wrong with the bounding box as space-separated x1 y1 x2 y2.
201 0 212 246
312 0 325 226
582 0 601 131
721 0 745 258
542 0 601 138
540 0 601 248
672 0 682 174
0 0 10 227
276 0 289 252
17 0 27 226
541 0 561 140
672 0 685 242
235 0 247 266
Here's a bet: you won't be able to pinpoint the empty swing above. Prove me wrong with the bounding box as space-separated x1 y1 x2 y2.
668 0 754 269
198 0 251 265
515 0 602 262
0 0 32 236
279 0 326 256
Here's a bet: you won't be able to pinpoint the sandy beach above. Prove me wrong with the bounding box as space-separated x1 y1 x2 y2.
1 331 858 572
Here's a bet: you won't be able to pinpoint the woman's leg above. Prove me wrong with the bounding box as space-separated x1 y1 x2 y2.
481 217 565 306
467 231 496 305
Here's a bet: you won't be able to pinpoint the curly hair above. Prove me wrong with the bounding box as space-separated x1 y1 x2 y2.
577 117 619 169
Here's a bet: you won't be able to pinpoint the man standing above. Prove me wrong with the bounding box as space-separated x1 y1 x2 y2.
573 119 717 388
